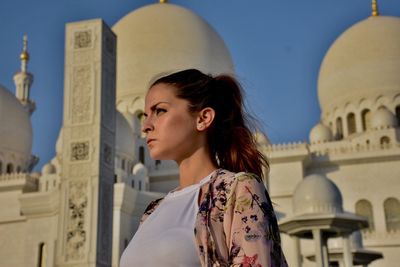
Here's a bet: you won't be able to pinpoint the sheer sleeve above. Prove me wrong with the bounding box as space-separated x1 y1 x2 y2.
226 173 288 267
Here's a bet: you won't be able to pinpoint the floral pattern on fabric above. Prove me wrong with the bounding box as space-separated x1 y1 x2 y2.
140 169 288 267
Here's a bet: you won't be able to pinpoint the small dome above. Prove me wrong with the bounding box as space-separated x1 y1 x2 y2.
112 3 234 102
309 123 333 144
0 84 32 157
116 112 136 158
42 163 56 174
318 16 400 114
132 162 148 177
293 174 343 215
370 106 397 129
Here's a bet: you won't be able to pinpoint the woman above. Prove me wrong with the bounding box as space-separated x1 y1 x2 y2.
120 69 287 267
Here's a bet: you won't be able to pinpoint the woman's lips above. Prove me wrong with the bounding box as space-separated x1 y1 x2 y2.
147 139 155 145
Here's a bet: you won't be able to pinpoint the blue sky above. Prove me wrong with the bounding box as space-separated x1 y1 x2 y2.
1 0 399 170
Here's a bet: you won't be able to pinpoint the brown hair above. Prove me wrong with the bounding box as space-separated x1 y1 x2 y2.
151 69 269 179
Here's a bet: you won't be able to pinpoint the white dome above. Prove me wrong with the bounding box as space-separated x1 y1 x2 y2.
370 106 397 129
0 84 32 156
318 16 400 114
116 112 136 158
309 123 333 144
42 163 56 174
293 174 343 215
112 3 234 102
132 162 148 177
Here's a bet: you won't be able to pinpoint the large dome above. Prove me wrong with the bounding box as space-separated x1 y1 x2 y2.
0 84 32 156
112 3 234 103
318 16 400 114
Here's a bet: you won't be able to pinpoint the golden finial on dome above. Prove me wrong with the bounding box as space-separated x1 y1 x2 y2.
159 0 168 3
372 0 379 17
20 34 30 61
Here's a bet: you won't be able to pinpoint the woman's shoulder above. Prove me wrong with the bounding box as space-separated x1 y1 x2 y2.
211 169 265 195
213 169 264 186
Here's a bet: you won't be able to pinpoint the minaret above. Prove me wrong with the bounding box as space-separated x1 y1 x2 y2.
13 35 36 115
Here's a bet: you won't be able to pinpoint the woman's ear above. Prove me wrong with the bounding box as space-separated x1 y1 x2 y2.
196 107 215 131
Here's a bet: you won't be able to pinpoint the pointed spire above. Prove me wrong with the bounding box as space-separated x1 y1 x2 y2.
14 34 35 115
20 34 30 72
372 0 379 17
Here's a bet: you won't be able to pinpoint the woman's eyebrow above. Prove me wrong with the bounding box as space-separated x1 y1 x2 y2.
144 101 170 117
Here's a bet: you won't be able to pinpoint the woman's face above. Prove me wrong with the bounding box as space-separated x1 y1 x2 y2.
142 83 201 162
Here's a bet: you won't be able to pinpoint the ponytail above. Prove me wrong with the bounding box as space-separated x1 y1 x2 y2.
150 69 269 179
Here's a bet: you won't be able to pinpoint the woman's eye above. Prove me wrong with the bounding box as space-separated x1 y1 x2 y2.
155 108 166 115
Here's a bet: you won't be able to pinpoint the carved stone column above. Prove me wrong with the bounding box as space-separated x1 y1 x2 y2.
56 19 116 267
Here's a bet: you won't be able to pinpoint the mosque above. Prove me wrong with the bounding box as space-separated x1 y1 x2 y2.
0 0 399 266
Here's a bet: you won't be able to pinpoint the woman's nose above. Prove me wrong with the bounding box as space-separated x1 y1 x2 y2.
141 117 153 134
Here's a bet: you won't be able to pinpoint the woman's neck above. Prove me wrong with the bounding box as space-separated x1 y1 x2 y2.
177 147 218 189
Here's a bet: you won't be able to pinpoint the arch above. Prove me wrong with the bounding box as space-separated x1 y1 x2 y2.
37 242 47 267
384 198 400 232
396 105 400 126
347 113 356 135
375 95 390 108
139 180 142 191
380 136 390 145
336 117 343 140
361 109 371 131
121 159 125 170
6 163 14 174
131 179 135 188
355 199 374 231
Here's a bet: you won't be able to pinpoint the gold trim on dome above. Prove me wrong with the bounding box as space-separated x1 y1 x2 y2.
372 0 379 17
159 0 168 3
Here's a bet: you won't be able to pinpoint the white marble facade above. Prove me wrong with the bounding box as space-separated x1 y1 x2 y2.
0 2 399 267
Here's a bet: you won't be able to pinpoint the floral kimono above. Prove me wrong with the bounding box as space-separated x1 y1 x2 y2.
141 169 288 267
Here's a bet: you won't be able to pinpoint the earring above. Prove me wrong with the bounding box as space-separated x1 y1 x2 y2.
198 123 205 130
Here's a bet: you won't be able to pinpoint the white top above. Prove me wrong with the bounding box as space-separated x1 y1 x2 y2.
120 173 213 267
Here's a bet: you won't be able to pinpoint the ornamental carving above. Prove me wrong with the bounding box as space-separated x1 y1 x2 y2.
72 65 92 124
69 164 90 177
66 181 88 260
74 30 92 49
71 141 89 161
73 51 91 65
70 125 92 139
